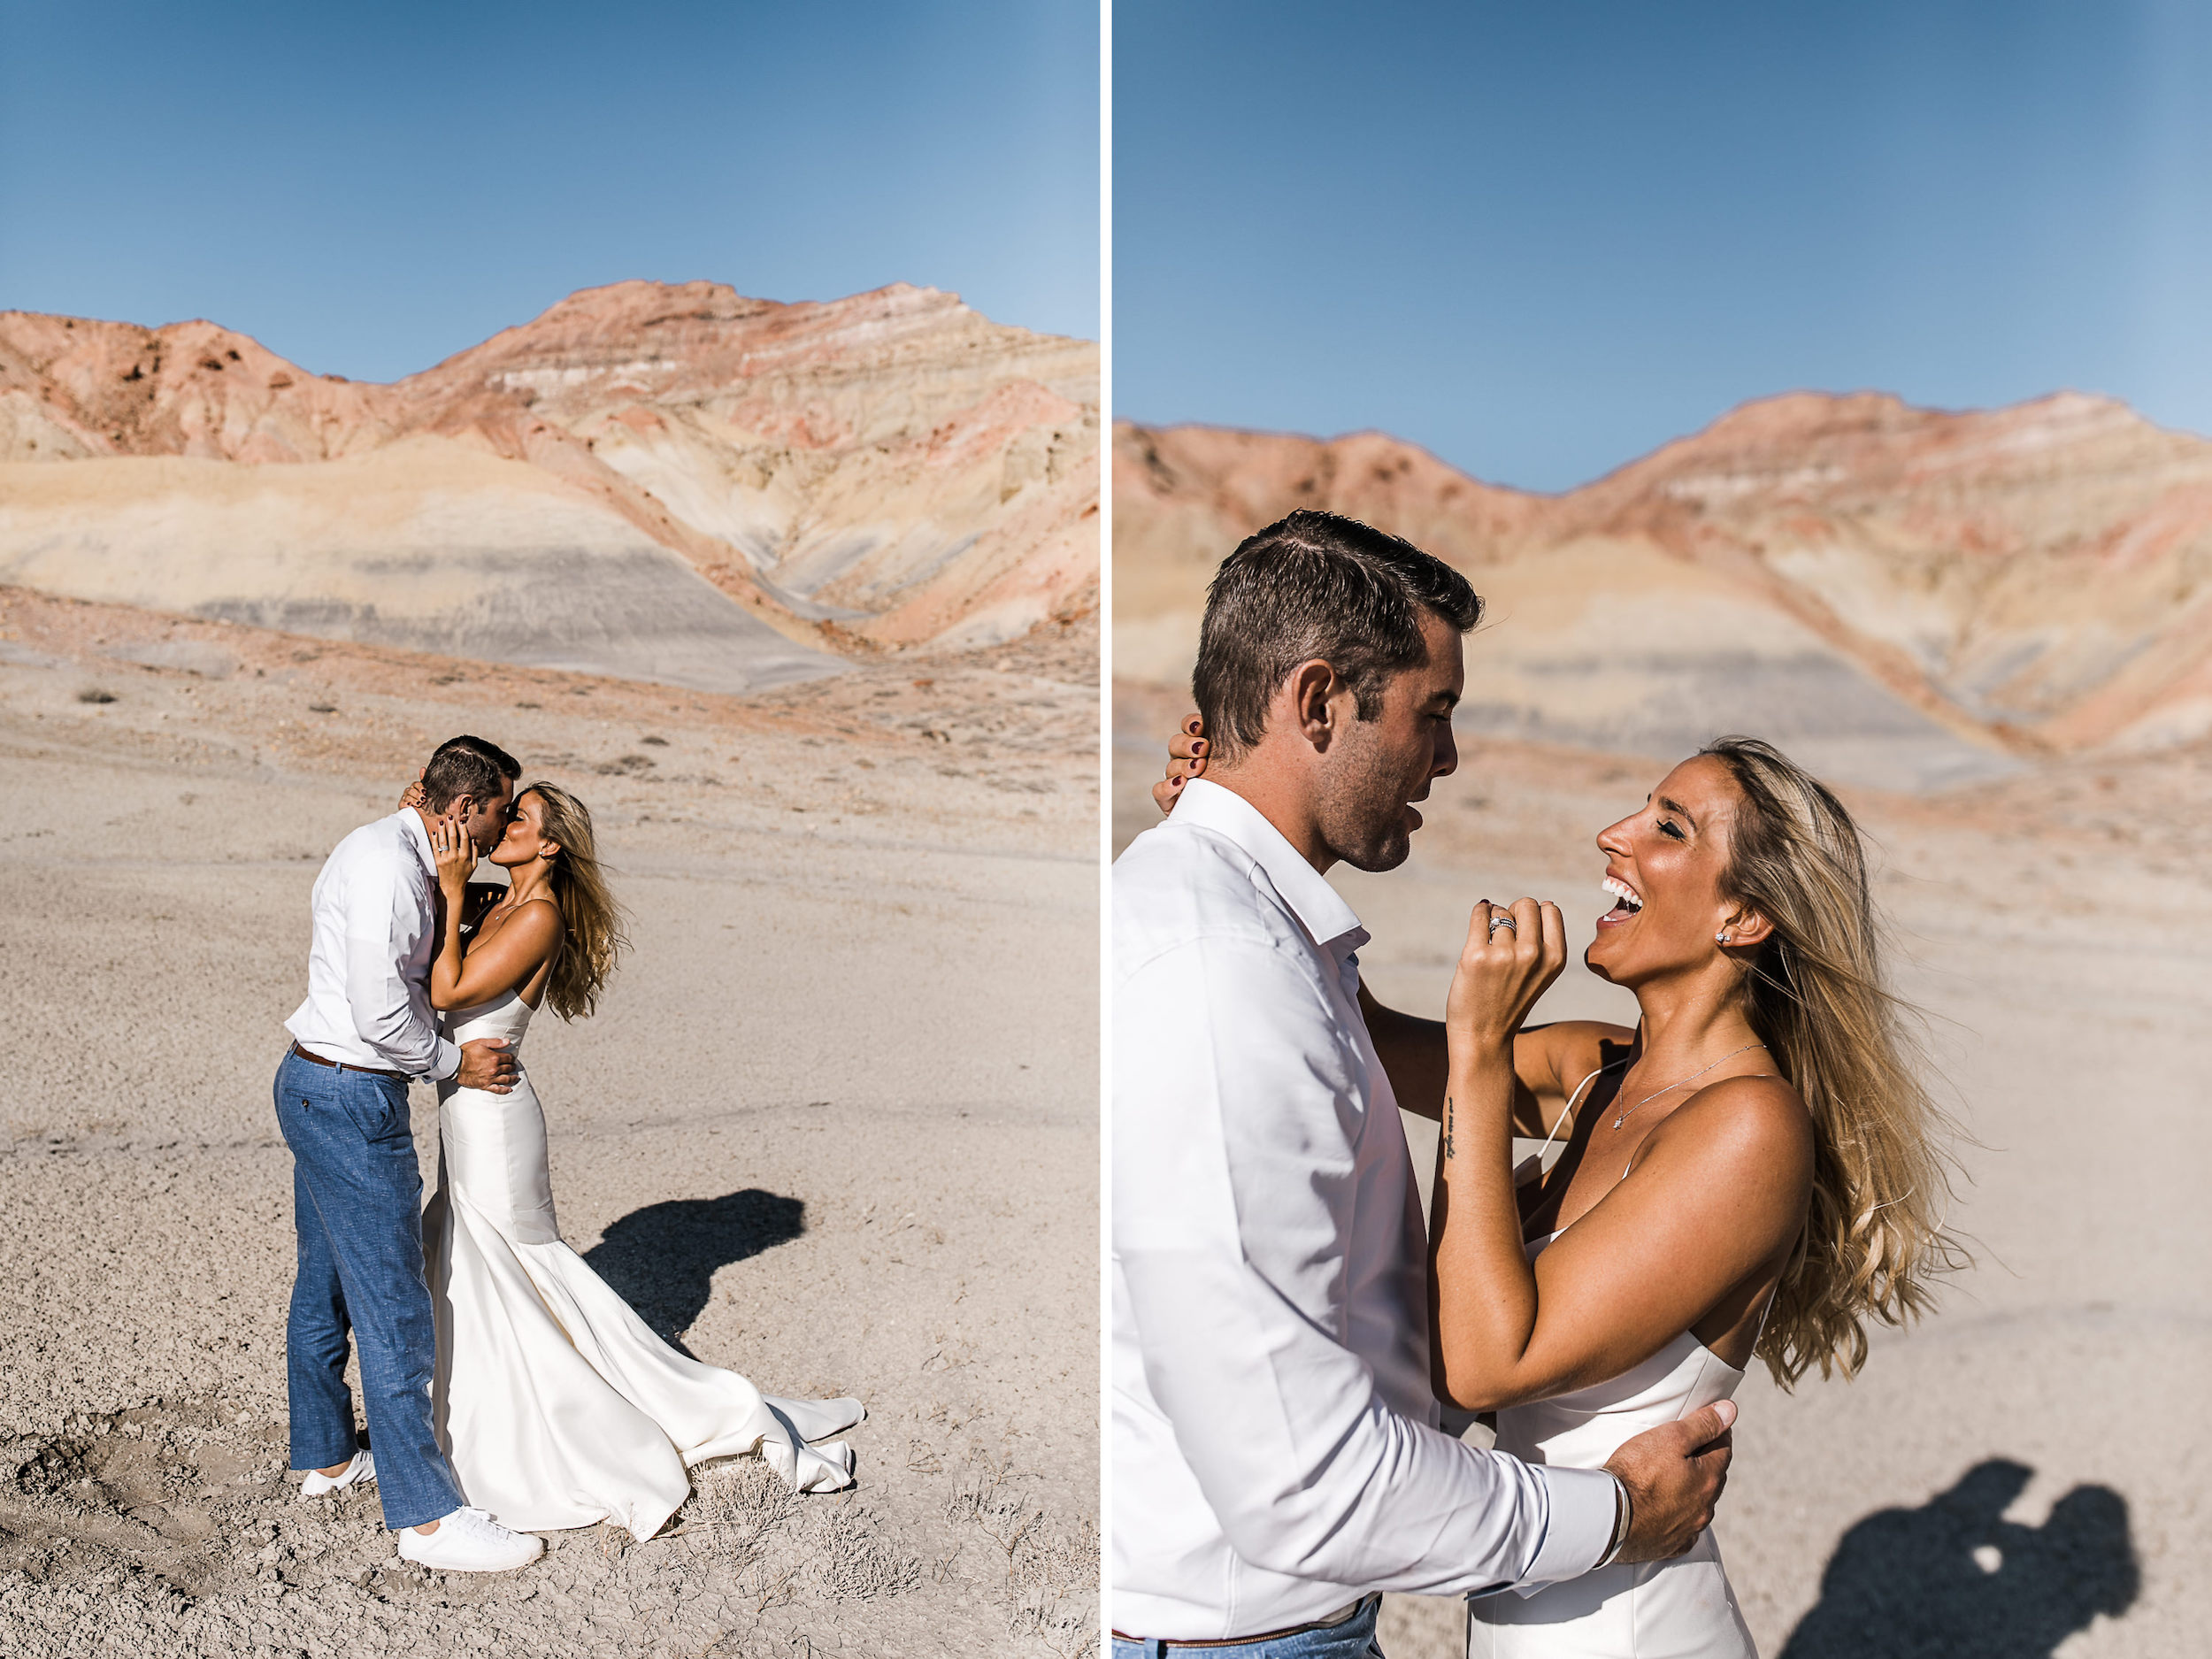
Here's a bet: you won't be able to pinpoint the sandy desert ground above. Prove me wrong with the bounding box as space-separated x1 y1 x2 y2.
1114 680 2212 1659
0 586 1101 1659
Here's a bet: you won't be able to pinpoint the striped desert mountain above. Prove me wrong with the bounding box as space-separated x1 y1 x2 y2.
0 280 1098 695
1115 393 2212 790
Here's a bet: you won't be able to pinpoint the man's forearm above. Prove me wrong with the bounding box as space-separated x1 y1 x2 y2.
1126 1241 1571 1599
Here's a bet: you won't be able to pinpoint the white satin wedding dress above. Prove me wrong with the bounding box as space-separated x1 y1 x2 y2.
421 988 864 1540
1465 1230 1759 1659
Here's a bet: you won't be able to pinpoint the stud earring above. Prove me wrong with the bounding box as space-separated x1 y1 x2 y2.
1716 930 1732 945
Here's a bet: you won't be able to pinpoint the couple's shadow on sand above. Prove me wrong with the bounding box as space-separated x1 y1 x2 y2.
580 1188 805 1357
1781 1459 2136 1659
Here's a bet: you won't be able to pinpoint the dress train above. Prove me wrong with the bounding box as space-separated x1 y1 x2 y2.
423 990 864 1539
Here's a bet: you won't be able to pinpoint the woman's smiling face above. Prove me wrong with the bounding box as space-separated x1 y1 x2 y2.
1585 755 1747 987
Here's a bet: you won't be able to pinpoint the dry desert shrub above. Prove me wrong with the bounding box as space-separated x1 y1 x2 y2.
943 1452 1100 1658
678 1458 918 1606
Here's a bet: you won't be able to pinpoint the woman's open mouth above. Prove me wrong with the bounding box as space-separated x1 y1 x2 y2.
1596 873 1643 927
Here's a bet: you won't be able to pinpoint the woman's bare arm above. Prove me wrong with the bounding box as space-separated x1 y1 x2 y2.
1430 1066 1812 1410
426 814 475 1010
432 901 561 1011
426 817 561 1010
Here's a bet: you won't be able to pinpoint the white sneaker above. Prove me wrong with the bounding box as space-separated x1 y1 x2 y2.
396 1507 544 1573
298 1449 375 1497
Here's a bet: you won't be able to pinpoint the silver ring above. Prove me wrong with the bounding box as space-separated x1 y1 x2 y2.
1488 915 1517 932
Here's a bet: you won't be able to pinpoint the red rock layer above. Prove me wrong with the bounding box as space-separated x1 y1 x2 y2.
1115 393 2212 751
0 281 1099 654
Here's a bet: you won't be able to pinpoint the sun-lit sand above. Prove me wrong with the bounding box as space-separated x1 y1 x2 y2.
0 587 1099 1657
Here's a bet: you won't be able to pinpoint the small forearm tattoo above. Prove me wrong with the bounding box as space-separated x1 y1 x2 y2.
1441 1096 1455 1161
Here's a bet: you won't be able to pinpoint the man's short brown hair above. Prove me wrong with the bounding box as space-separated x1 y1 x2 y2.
420 734 521 811
1192 510 1482 762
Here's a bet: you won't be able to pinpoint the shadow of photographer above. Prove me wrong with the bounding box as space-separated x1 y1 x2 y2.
580 1187 805 1356
1780 1458 2137 1659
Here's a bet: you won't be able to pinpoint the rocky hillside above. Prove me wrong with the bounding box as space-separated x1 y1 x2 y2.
0 282 1099 693
1115 394 2212 787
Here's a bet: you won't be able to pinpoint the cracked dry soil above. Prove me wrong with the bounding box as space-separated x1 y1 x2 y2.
0 1399 1095 1656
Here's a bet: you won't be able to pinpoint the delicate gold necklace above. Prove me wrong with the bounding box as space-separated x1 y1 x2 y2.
1610 1041 1766 1131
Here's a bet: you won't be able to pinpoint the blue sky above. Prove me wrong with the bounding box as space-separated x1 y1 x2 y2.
1115 1 2212 491
0 0 1098 380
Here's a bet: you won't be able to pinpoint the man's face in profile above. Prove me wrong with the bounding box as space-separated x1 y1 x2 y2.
1314 611 1463 872
451 780 518 859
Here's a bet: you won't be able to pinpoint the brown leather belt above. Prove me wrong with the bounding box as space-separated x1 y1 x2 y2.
1111 1596 1375 1649
288 1041 408 1084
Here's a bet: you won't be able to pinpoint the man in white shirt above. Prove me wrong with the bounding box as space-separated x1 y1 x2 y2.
1112 512 1735 1653
276 734 544 1572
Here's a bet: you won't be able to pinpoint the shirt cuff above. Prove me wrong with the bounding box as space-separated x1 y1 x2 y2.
1517 1466 1619 1592
424 1037 461 1083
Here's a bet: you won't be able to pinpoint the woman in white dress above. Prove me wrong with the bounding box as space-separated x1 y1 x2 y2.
412 779 864 1540
1158 727 1961 1656
1413 738 1962 1657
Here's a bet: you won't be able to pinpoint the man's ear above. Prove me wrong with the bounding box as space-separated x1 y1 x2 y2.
1287 658 1341 751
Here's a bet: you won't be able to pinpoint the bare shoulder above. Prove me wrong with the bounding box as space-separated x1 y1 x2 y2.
1663 1072 1814 1177
511 893 567 948
472 892 565 953
511 894 565 929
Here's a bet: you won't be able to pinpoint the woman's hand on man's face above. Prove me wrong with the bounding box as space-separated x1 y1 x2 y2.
1153 714 1210 817
428 810 478 894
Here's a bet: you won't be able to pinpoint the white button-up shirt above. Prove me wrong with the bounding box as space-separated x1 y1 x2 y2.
1111 779 1615 1640
285 810 461 1081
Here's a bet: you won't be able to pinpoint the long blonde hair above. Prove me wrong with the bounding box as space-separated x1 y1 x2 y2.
1701 737 1968 1387
523 781 629 1022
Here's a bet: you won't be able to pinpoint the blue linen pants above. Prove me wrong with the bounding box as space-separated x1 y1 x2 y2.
274 1047 464 1530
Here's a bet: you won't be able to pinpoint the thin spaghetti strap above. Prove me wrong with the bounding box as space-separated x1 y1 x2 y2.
1538 1066 1605 1164
1751 1280 1779 1345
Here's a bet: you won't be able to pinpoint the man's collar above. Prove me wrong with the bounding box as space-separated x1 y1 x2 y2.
1172 778 1366 954
397 807 434 867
